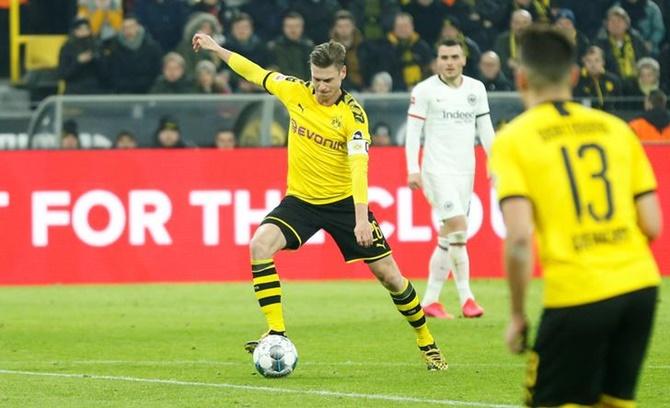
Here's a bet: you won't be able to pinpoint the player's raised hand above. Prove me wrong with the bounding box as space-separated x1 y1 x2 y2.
407 173 422 190
505 315 529 354
192 32 219 53
354 221 373 248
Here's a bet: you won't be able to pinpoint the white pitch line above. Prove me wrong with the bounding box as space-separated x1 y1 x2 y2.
0 359 525 368
1 360 669 369
0 369 520 408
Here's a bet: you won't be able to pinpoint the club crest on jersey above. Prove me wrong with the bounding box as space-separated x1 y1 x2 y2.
467 94 477 106
331 116 343 129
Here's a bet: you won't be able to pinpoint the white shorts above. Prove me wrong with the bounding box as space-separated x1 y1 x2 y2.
422 172 474 221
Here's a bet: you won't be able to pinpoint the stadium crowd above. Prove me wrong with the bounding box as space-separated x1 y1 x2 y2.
10 0 670 145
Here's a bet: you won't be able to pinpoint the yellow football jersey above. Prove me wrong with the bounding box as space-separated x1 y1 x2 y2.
490 101 660 307
263 72 371 204
227 52 372 205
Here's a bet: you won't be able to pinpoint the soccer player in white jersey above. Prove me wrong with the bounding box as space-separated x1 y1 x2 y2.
405 39 495 319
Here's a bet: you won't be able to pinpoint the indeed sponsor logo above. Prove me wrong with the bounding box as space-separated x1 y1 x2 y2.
290 119 346 151
442 111 475 121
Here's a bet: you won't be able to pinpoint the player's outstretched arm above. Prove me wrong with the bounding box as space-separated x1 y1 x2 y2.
192 32 269 86
193 32 232 63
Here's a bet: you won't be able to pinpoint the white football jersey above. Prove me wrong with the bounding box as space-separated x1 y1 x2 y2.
408 75 490 175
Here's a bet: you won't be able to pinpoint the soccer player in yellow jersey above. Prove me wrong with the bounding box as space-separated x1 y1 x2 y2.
489 25 662 407
192 32 448 370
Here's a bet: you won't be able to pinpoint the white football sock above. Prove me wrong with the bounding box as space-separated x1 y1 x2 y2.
421 237 451 306
447 232 474 305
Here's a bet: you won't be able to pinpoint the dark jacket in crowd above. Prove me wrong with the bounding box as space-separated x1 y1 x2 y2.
103 28 163 94
481 72 514 92
377 32 434 91
135 0 189 52
460 35 482 79
288 0 342 45
493 30 518 80
226 34 270 69
595 31 649 82
150 76 196 94
402 0 448 45
347 0 399 42
574 69 624 111
267 35 313 81
58 36 104 94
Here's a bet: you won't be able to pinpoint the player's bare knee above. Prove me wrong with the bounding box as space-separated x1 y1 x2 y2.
368 256 404 290
443 216 467 234
249 225 283 259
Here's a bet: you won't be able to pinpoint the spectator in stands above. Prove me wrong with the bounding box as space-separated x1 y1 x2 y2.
267 11 313 80
190 0 222 19
371 121 393 146
288 0 342 45
369 71 393 93
440 0 477 35
226 12 269 67
660 43 670 93
103 15 162 94
574 45 624 111
330 10 369 91
154 116 188 148
224 0 288 42
402 0 448 46
499 0 550 29
114 130 138 148
194 60 231 94
58 17 104 94
595 6 649 85
553 8 590 61
625 57 661 103
478 51 513 92
175 12 223 76
549 0 612 39
494 9 532 80
435 17 481 79
135 0 189 52
377 12 434 91
347 0 399 42
61 119 81 149
468 0 505 51
617 0 665 55
226 12 270 92
214 128 236 149
629 89 670 141
150 52 195 94
77 0 122 41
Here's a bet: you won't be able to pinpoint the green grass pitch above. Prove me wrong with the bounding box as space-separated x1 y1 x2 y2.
0 279 668 407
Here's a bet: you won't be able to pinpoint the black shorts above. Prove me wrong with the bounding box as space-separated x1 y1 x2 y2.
260 195 392 263
525 286 658 407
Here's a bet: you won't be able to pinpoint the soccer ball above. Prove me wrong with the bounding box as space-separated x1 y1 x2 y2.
252 335 298 378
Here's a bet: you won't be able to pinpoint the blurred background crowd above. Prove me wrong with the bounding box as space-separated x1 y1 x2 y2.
1 0 669 147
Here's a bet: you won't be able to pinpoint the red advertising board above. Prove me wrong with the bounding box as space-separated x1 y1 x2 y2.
0 147 668 285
